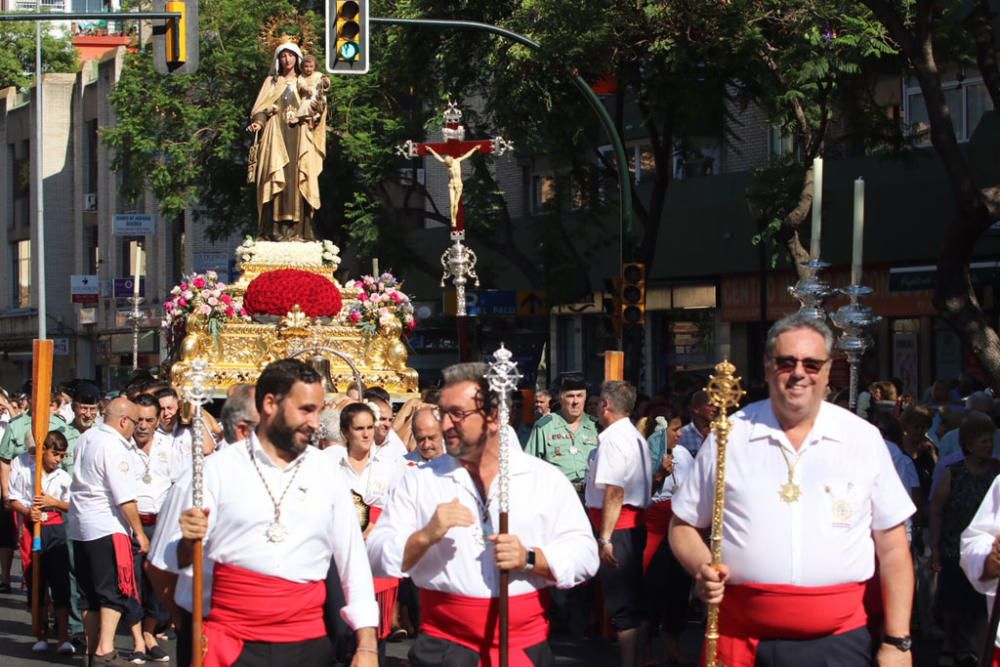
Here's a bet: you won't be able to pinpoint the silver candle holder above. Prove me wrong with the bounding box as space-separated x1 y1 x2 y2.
441 230 480 318
829 285 882 411
788 258 838 321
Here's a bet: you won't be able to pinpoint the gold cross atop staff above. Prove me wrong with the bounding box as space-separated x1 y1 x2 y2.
704 358 745 667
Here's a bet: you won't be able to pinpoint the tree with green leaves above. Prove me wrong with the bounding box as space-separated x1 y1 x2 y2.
0 22 79 92
857 0 1000 388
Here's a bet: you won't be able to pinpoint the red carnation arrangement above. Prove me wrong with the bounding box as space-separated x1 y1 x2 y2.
244 269 343 318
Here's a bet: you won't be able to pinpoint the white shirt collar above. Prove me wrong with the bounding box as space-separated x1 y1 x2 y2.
748 400 843 450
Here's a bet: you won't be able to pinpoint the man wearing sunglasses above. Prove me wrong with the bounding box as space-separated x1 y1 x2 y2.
68 397 149 667
670 313 916 667
368 362 598 666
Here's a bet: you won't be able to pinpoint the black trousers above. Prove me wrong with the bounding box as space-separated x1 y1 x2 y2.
643 529 691 635
233 636 334 666
409 634 552 667
175 610 333 667
598 525 647 631
752 625 872 667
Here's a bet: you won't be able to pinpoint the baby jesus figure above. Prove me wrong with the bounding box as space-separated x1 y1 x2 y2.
294 54 331 128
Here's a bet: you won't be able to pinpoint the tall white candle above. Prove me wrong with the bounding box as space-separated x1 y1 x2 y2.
852 178 865 285
372 258 379 276
810 157 823 258
133 243 143 299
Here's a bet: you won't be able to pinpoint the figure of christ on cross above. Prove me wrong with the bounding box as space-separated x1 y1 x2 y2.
404 136 498 232
426 145 480 230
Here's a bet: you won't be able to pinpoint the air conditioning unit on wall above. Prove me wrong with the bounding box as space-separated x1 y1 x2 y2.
84 193 97 210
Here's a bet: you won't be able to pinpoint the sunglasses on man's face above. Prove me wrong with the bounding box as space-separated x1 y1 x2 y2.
771 355 830 374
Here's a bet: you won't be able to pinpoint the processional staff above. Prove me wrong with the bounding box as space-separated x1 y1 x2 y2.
703 359 745 667
485 344 522 667
183 359 211 667
30 339 54 639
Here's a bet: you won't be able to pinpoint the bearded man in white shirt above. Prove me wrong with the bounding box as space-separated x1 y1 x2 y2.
170 358 379 666
367 362 598 666
669 313 916 667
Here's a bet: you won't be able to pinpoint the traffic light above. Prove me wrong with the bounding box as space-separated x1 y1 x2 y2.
619 262 646 327
326 0 370 74
152 0 199 74
603 278 623 341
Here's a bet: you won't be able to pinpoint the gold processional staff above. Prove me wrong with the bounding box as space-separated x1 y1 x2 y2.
703 359 746 667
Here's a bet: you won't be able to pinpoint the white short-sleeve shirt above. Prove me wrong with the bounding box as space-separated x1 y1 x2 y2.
326 445 407 509
9 457 71 509
153 433 379 630
960 475 1000 647
67 424 139 541
672 399 915 587
367 447 598 596
585 417 653 509
132 431 185 515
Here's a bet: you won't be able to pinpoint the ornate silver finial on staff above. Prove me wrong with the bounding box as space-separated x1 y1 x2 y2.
486 344 522 514
441 231 480 318
830 285 881 411
184 359 211 509
788 258 837 321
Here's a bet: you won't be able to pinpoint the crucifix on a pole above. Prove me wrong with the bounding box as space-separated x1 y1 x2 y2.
397 102 513 320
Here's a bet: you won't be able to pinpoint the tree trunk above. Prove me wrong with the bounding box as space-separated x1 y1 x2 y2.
863 0 1000 390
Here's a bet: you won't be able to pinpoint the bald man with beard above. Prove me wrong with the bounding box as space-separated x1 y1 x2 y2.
68 397 148 667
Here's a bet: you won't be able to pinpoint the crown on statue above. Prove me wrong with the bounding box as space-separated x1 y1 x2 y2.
442 101 466 141
258 10 318 55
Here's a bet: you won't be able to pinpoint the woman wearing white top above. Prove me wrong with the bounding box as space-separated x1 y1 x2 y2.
335 403 405 643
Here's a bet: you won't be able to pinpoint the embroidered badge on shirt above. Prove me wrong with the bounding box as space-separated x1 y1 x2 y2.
119 460 130 474
824 483 855 527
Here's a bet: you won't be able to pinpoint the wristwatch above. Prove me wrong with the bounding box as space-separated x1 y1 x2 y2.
882 635 912 652
524 548 536 572
597 537 612 547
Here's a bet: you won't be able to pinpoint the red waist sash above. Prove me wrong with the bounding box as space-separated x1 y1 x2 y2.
420 588 550 666
139 513 158 526
642 500 673 572
368 505 399 639
992 646 1000 667
111 533 138 600
587 505 645 532
17 512 64 571
711 582 867 667
203 562 326 667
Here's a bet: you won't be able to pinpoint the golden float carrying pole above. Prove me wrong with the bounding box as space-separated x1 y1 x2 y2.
703 359 745 667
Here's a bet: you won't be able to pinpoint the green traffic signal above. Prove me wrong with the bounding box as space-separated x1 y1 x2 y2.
339 41 359 60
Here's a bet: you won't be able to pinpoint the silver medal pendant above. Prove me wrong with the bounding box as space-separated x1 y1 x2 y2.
142 473 153 484
265 521 287 543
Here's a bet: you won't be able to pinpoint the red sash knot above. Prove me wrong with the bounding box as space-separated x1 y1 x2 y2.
202 562 326 667
707 581 868 667
420 588 551 666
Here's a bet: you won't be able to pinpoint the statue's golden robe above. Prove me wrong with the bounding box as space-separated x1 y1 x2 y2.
250 73 327 240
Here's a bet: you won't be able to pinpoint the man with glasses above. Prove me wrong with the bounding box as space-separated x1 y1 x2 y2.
62 382 102 475
526 374 599 494
68 397 149 667
669 313 916 667
368 362 598 666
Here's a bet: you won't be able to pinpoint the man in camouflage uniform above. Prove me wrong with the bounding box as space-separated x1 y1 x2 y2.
525 375 599 493
58 382 101 475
